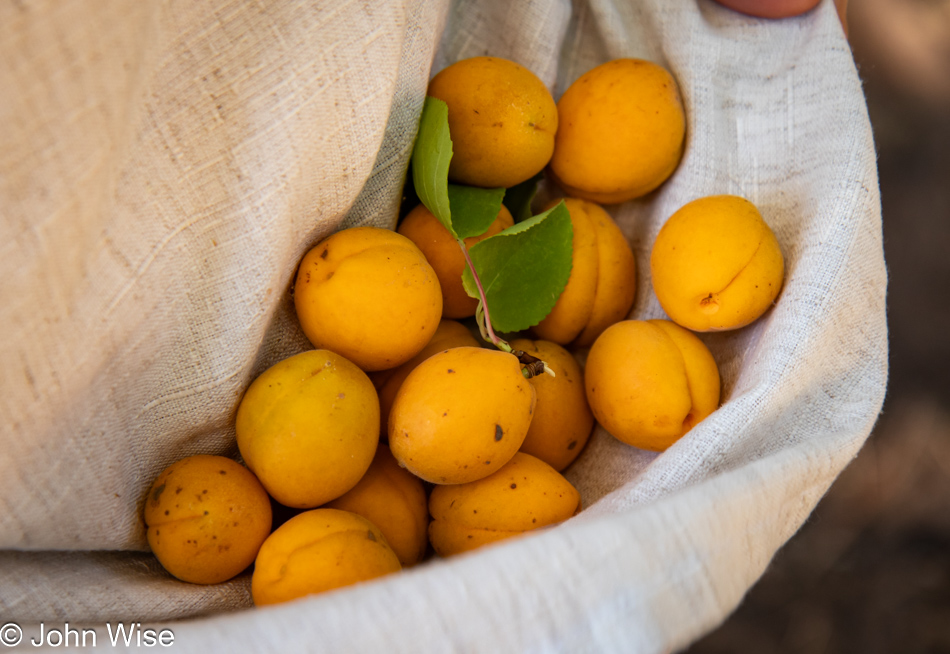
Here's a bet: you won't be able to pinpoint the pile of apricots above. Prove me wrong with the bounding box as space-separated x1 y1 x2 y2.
144 56 785 605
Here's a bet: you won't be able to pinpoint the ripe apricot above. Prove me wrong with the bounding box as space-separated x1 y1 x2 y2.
427 56 558 188
389 347 535 485
585 320 720 451
251 508 401 606
428 452 580 557
650 195 785 331
510 338 593 471
294 226 442 371
144 455 272 585
398 203 514 318
235 350 379 508
549 59 686 204
374 320 479 436
324 445 429 567
532 198 636 348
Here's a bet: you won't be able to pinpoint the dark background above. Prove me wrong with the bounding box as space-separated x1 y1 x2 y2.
688 1 950 652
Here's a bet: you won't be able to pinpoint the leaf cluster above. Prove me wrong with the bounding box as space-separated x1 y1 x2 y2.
410 97 572 334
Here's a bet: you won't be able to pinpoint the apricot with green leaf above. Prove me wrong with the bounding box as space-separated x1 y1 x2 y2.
532 198 636 348
427 56 557 189
398 203 513 319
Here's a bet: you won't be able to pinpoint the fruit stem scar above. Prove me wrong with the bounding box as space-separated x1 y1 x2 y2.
699 293 720 315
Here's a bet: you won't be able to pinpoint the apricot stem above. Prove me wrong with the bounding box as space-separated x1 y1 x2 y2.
457 239 553 377
512 350 557 379
458 238 510 352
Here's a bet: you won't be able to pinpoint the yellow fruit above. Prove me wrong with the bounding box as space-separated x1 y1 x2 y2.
252 508 401 606
324 445 429 567
532 198 636 348
428 56 558 188
550 59 686 204
374 320 480 436
510 338 593 471
585 319 720 451
389 347 536 484
294 226 443 371
235 350 379 508
650 195 785 331
144 455 272 585
428 452 580 557
398 203 513 318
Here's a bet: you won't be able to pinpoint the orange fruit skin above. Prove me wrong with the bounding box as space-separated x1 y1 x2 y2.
532 198 636 348
398 204 513 319
428 452 580 557
144 455 272 585
252 509 401 606
372 320 479 437
585 320 720 452
389 347 535 485
650 195 784 332
324 445 429 567
236 350 379 508
510 338 594 471
294 226 442 372
428 56 558 188
550 59 685 203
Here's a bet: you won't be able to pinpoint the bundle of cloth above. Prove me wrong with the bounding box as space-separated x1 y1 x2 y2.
0 0 885 651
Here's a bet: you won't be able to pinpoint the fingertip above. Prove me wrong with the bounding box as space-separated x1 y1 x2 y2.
711 0 822 20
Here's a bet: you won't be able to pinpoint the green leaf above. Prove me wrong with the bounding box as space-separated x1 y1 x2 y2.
461 201 573 333
411 97 454 236
447 185 505 239
503 172 544 222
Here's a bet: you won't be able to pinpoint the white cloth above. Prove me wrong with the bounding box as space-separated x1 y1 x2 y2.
0 0 886 651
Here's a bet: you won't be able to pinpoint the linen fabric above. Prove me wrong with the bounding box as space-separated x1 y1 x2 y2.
0 0 886 651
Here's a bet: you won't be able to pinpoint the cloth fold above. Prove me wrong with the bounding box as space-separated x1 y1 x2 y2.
0 0 885 651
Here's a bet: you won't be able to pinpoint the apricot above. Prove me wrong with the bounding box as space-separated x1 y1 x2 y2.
398 203 514 318
294 226 442 371
650 195 785 331
389 347 535 485
585 319 720 452
549 59 686 204
532 198 636 348
375 320 479 435
235 350 379 508
427 56 558 188
428 452 580 557
324 445 429 567
510 338 593 471
144 455 272 585
251 508 401 606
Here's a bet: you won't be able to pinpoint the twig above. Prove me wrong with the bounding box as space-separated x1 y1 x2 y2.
458 239 510 353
